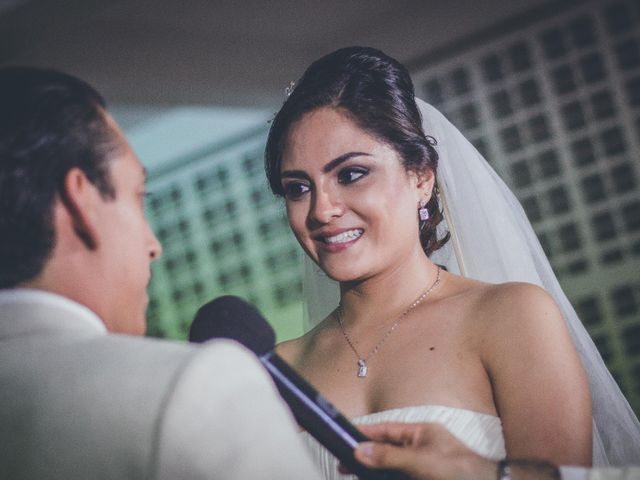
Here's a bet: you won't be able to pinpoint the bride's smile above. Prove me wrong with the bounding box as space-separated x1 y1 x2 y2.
315 228 363 249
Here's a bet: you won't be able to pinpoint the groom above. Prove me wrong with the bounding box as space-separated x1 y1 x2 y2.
0 66 321 480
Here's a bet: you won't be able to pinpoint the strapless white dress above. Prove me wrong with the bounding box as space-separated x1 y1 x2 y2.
300 405 506 480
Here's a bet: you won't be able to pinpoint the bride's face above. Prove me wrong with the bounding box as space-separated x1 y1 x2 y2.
280 106 431 282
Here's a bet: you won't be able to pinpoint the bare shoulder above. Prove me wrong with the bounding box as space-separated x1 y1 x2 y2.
440 273 555 313
275 318 331 365
440 274 566 342
275 334 306 365
460 280 574 363
473 281 563 329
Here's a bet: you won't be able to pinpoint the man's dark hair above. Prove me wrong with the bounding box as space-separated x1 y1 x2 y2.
0 66 118 288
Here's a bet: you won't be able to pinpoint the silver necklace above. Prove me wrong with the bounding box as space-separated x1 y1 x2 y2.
336 266 441 378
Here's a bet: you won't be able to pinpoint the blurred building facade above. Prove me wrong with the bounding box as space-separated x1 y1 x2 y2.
144 0 640 412
143 126 304 341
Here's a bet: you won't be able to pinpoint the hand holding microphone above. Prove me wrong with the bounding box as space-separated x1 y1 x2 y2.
189 296 409 480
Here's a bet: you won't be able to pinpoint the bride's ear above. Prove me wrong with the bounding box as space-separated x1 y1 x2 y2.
415 167 436 202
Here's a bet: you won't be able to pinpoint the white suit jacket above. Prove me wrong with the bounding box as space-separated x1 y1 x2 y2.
0 289 321 480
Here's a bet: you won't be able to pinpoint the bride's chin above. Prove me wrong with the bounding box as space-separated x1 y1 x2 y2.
317 263 365 283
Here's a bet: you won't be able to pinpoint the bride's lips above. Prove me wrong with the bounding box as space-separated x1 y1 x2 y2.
314 228 364 252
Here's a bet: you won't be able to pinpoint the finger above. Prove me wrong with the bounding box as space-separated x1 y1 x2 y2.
358 422 423 445
363 422 455 449
354 441 430 476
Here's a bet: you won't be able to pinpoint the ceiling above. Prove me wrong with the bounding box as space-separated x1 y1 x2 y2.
1 0 551 108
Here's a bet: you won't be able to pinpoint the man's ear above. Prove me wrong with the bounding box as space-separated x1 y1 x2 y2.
58 168 101 250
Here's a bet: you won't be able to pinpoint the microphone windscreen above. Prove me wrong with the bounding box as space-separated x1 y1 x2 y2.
188 295 276 355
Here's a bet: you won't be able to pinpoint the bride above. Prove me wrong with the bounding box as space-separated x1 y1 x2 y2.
264 46 640 475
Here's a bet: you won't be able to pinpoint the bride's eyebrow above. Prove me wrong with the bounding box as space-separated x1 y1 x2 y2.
322 152 371 173
281 151 372 180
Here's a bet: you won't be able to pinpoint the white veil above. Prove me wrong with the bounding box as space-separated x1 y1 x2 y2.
302 99 640 466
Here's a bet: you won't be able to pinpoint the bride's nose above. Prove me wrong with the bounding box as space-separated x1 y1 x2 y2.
308 185 344 224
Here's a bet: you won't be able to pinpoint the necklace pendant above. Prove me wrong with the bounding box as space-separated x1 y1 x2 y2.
357 360 368 378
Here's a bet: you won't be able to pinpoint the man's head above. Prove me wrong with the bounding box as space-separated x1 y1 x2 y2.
0 66 161 334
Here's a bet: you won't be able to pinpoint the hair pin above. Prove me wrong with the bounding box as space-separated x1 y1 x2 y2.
284 80 296 98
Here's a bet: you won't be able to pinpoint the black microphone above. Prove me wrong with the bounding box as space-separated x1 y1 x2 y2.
189 296 409 480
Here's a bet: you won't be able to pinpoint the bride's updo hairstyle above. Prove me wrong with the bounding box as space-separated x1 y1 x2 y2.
265 46 449 256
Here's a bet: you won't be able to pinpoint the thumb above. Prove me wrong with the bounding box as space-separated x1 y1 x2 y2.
354 442 424 477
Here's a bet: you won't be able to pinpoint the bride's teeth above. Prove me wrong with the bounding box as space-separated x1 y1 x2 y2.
325 229 363 244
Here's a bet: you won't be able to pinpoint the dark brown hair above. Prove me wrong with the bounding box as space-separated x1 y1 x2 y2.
0 67 117 287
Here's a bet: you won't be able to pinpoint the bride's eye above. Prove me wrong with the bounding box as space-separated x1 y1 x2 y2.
337 167 368 185
283 181 310 200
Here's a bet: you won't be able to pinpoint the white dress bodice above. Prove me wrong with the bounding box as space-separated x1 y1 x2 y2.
300 404 506 480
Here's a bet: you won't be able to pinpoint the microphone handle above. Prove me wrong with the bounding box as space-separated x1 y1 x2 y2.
261 352 410 480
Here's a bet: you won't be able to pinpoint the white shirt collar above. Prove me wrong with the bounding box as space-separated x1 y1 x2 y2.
0 288 107 333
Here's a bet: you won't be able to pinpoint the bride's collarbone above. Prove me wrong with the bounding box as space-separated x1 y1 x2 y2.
286 312 492 415
299 321 479 379
302 349 491 418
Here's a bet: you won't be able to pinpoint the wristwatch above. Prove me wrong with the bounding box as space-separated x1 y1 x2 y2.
497 459 512 480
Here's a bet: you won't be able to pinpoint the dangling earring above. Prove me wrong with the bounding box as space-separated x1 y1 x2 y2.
418 199 430 221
